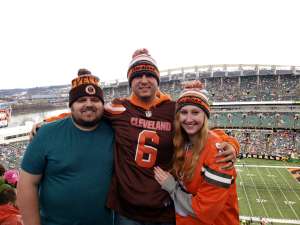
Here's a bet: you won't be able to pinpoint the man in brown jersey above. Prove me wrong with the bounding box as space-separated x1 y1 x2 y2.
104 48 239 225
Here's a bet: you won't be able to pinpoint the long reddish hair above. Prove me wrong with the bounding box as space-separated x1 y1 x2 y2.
172 111 208 181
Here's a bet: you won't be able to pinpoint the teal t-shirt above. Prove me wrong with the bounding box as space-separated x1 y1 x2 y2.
21 117 114 225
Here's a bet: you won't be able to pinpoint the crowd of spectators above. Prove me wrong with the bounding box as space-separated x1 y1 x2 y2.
228 129 299 157
210 112 300 130
102 73 300 102
0 126 298 170
0 141 28 170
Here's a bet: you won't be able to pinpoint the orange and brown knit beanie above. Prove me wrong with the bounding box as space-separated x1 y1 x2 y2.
176 80 210 118
127 48 160 86
69 69 104 107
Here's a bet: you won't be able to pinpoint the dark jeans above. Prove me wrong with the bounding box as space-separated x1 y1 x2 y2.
114 214 175 225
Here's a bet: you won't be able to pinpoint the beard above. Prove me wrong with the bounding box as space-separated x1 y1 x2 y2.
71 106 103 128
72 115 101 128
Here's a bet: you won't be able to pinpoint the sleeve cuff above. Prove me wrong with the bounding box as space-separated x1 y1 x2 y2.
161 175 177 193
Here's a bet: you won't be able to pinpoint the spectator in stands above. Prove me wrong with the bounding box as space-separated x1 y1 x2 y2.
17 69 114 225
154 81 239 225
0 178 23 225
0 163 5 178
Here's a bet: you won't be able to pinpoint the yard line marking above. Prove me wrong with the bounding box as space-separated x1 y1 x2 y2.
266 167 299 220
244 166 269 217
276 168 300 201
254 166 284 218
237 171 254 216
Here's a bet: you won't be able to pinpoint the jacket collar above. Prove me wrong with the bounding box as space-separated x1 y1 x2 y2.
128 90 171 110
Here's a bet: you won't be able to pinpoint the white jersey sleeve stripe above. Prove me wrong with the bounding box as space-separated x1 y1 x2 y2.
202 166 234 188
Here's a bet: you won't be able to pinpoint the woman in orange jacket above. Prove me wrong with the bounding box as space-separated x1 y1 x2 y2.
154 81 239 225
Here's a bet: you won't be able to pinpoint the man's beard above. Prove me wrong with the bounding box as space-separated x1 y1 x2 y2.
72 115 101 128
72 107 102 128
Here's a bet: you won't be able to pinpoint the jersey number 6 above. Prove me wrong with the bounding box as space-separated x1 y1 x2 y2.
135 130 159 168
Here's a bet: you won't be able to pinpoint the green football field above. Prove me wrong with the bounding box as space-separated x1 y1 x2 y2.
236 158 300 225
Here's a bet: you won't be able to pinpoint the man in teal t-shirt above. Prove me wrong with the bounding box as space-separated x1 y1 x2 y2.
17 69 114 225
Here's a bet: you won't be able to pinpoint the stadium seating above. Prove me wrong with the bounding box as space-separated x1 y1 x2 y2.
102 68 300 102
2 65 300 171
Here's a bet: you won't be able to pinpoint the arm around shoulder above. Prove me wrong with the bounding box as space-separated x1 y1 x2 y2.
213 129 240 155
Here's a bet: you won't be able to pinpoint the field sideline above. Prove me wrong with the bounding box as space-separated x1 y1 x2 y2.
236 158 300 224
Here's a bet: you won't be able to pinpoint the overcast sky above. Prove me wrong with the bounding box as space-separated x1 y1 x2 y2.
0 0 299 89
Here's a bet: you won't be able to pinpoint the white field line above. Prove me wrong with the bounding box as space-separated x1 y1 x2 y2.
237 172 254 217
266 167 300 220
276 167 300 201
244 166 269 217
254 166 284 218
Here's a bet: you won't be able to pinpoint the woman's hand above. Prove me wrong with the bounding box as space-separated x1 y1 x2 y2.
154 166 172 186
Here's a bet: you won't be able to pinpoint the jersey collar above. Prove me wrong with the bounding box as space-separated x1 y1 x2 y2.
128 90 171 110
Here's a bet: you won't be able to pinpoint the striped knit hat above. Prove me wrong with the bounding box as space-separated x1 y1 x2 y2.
69 69 104 107
176 80 210 118
127 48 160 86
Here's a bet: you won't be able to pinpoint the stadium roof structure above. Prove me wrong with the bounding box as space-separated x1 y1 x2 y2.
100 64 300 87
0 123 32 144
212 101 300 106
160 64 300 75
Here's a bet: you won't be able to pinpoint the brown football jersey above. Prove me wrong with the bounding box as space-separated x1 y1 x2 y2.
105 96 176 223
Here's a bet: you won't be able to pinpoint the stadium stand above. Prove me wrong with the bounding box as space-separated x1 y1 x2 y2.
1 65 299 170
0 141 28 169
101 65 300 102
1 65 300 164
0 65 300 224
0 64 299 224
